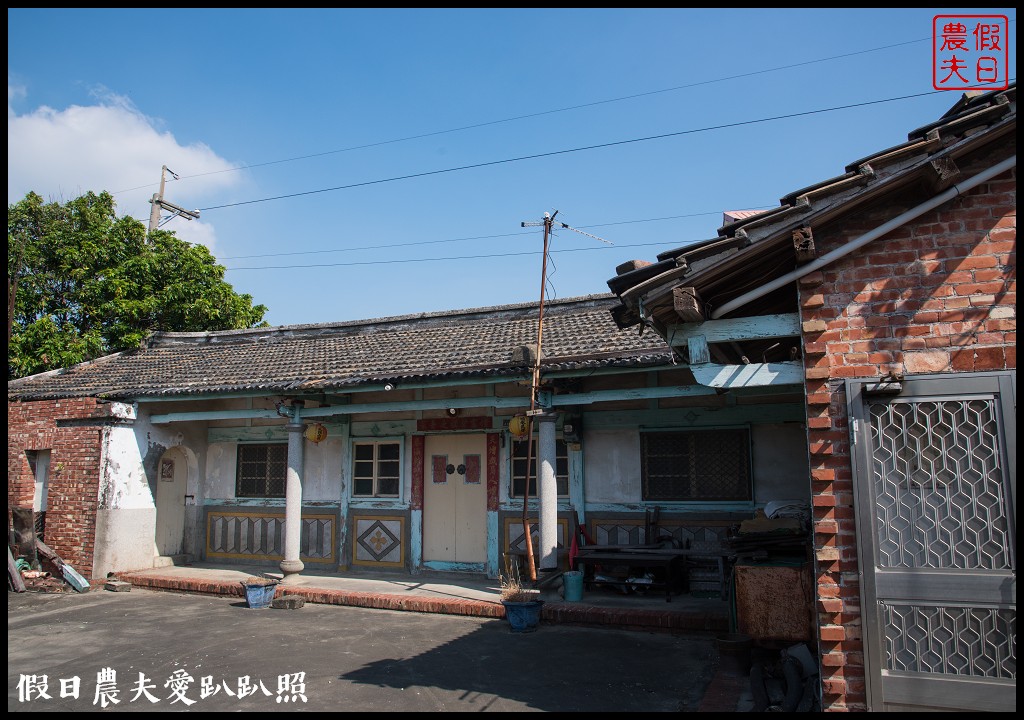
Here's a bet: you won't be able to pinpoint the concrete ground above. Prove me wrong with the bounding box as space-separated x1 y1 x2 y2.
9 564 754 712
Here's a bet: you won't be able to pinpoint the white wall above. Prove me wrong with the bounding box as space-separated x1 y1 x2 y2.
92 403 182 577
205 434 346 503
302 436 344 502
582 429 642 503
205 443 236 500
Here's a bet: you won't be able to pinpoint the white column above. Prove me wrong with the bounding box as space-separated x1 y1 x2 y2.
279 415 305 582
537 412 559 571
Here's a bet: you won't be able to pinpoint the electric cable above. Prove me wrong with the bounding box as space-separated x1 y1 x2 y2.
199 90 944 212
111 36 936 194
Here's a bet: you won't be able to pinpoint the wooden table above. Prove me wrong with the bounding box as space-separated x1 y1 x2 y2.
575 545 736 601
572 547 686 602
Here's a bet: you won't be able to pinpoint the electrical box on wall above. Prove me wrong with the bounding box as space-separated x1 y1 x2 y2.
562 414 582 444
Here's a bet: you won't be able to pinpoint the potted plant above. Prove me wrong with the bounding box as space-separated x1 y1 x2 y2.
499 560 544 632
240 575 279 609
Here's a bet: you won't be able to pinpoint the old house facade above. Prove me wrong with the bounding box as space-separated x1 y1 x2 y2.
9 295 810 590
9 82 1013 714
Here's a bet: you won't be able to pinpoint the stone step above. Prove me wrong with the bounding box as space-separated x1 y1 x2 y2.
153 554 193 568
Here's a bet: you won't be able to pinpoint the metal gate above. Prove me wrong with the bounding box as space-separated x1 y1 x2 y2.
847 372 1016 711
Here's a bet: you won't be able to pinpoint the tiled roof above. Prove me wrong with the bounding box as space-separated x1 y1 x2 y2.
8 294 672 401
607 83 1017 333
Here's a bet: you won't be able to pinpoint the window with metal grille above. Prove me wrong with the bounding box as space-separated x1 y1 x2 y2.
235 444 287 498
511 437 569 498
352 441 401 498
640 429 751 501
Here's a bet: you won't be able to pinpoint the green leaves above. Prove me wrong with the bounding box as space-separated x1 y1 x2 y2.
8 191 269 379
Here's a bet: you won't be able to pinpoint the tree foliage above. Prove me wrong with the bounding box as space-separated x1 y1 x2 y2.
8 191 268 379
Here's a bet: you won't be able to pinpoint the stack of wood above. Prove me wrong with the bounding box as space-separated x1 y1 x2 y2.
8 506 90 593
725 516 809 558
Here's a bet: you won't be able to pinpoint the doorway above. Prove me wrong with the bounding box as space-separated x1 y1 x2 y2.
423 434 487 567
155 447 188 557
847 372 1016 711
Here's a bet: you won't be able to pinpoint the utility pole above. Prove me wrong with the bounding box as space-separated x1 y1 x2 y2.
516 210 558 582
513 212 610 583
148 165 200 233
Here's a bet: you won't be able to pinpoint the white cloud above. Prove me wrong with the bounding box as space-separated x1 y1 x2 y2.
7 83 240 254
8 80 27 111
170 219 221 258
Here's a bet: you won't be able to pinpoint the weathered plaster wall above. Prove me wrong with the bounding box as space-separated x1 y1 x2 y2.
751 423 811 504
582 429 639 503
93 413 159 577
92 408 213 576
130 412 208 562
302 436 344 502
582 423 810 505
207 434 346 504
92 508 157 576
205 443 237 501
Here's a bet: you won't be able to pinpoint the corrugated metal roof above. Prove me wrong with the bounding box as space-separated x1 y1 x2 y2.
8 294 672 401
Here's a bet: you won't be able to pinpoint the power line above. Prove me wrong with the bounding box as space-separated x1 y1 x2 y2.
112 36 932 195
219 207 772 260
226 238 711 271
200 90 944 212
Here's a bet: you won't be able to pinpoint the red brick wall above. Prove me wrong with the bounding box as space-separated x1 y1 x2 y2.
8 398 114 580
798 156 1015 711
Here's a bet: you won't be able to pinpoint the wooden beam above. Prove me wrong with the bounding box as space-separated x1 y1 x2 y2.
169 384 729 426
689 361 804 388
687 335 711 365
666 313 800 347
793 226 816 264
672 286 704 322
927 156 961 193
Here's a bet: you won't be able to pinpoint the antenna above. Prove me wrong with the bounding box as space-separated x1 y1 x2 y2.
557 221 614 245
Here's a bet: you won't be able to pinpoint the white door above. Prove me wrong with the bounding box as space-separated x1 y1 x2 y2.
423 434 487 564
155 448 187 556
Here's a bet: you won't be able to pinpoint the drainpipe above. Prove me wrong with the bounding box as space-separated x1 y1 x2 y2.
710 155 1016 319
280 402 305 583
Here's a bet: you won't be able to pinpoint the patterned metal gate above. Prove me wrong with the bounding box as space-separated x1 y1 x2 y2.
847 372 1016 711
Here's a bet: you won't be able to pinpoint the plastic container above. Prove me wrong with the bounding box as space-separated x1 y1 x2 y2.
501 600 545 632
716 633 753 674
562 570 584 602
241 581 278 609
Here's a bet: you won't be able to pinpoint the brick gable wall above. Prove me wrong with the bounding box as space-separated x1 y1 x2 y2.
798 156 1015 711
8 398 113 580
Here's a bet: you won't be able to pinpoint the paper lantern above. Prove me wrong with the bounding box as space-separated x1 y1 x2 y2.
508 415 530 439
304 423 328 444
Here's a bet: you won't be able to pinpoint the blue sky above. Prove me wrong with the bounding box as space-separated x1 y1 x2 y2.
7 8 1016 327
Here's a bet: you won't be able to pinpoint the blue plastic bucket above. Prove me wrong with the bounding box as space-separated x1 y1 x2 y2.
563 570 584 602
242 582 278 609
